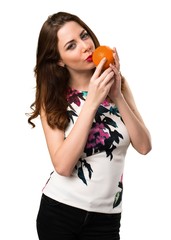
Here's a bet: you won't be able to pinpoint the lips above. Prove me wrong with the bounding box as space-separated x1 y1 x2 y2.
86 55 93 62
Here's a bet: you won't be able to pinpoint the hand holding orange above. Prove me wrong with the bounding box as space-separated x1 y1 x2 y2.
92 46 114 70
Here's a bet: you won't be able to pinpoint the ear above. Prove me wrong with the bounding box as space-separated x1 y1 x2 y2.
57 59 65 67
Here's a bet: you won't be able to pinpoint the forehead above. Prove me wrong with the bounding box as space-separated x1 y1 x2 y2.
57 21 84 44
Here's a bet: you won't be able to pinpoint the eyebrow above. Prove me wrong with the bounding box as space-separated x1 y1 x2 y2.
64 29 86 48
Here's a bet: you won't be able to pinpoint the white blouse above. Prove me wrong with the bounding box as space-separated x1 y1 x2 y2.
43 89 130 214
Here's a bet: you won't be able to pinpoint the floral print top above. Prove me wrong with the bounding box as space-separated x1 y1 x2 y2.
43 88 130 214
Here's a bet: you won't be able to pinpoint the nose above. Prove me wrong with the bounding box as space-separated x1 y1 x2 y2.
81 41 91 53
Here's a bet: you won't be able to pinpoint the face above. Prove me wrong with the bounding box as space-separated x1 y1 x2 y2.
57 21 95 73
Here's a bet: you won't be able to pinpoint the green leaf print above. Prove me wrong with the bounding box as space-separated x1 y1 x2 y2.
97 105 109 115
113 190 123 208
78 166 87 185
67 110 78 123
103 116 118 128
113 181 123 208
77 159 93 185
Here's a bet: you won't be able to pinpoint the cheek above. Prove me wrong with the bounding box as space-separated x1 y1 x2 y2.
64 51 81 65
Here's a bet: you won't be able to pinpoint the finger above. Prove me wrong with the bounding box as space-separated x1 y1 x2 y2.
109 64 121 76
98 70 115 89
93 57 107 78
115 48 120 61
113 47 119 61
100 66 114 79
112 47 120 69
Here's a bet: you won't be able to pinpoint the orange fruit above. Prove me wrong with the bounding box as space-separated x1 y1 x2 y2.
92 46 114 70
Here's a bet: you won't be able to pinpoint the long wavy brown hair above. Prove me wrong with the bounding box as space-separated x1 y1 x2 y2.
27 11 125 130
27 12 100 130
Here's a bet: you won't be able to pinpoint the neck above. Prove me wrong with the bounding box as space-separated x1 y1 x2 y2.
69 70 93 91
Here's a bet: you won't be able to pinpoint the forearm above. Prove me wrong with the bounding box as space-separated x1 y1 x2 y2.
114 94 152 154
53 102 97 176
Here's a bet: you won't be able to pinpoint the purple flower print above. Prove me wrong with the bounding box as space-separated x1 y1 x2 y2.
101 99 110 107
67 88 81 106
86 123 110 150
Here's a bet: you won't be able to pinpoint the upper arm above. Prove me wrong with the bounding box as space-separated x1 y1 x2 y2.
122 79 145 124
40 109 65 164
122 79 152 154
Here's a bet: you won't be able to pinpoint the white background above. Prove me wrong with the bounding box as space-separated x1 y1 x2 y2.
0 0 170 239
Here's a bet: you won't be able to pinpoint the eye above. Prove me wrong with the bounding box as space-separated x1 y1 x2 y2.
81 32 89 40
66 42 76 50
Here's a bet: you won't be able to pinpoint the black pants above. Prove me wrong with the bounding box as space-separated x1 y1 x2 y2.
37 194 121 240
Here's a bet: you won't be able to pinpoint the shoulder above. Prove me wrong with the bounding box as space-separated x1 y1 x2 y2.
40 108 64 139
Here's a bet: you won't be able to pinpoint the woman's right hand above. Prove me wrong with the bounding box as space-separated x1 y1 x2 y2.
87 58 114 109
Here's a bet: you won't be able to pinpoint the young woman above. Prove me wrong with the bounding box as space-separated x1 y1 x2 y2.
28 11 152 240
